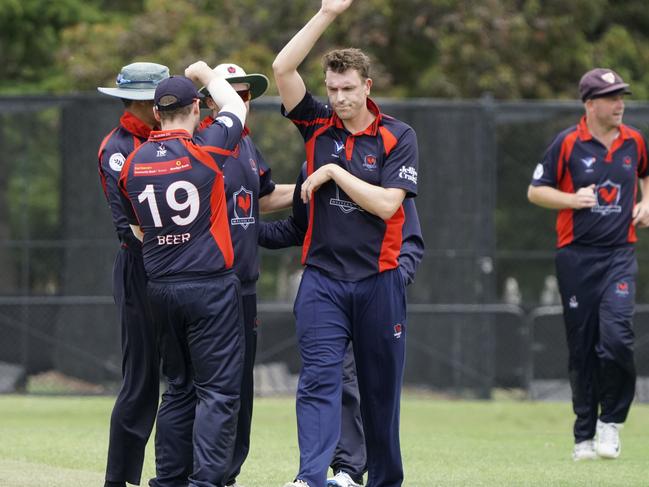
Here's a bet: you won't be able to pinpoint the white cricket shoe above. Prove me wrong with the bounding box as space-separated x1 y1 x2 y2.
327 471 362 487
596 420 622 459
572 439 597 461
283 480 310 487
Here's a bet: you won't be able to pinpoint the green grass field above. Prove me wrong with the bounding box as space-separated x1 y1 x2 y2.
1 394 648 486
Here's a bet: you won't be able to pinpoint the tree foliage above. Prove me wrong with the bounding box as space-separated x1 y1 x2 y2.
3 0 649 99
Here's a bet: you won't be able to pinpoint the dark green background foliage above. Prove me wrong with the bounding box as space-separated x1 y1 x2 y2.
4 0 649 305
4 0 649 99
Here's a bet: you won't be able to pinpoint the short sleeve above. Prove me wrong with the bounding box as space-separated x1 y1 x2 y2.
530 134 565 188
194 111 243 152
282 91 332 142
380 127 418 197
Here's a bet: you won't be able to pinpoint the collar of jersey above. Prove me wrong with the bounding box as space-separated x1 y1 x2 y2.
149 129 193 141
577 115 632 142
120 111 152 139
332 97 382 136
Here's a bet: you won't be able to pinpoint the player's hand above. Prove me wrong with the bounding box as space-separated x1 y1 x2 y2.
321 0 354 16
572 184 597 209
185 61 212 84
632 200 649 227
300 164 337 203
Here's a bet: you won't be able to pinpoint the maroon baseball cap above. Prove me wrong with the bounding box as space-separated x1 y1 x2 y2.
579 68 631 102
154 76 204 111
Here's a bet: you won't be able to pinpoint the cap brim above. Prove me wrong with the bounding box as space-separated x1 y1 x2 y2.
590 84 632 100
97 87 157 100
199 73 270 100
226 73 269 99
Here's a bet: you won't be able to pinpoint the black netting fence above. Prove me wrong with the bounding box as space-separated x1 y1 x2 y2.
2 94 649 398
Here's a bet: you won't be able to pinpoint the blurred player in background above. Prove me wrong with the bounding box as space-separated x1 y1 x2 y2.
259 163 425 487
273 0 420 485
119 63 246 487
97 61 169 487
528 68 649 461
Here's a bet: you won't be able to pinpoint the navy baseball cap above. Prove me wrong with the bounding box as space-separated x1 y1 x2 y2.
579 68 631 102
154 76 204 111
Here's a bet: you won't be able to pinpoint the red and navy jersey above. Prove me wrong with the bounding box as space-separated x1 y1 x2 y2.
97 112 151 250
284 92 419 281
199 116 275 294
531 116 648 248
259 163 425 285
118 113 243 279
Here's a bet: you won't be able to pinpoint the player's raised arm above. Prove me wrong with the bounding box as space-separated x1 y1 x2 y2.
185 60 247 127
272 0 354 113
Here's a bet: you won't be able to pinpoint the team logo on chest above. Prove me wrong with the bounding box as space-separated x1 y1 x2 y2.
581 156 596 172
623 155 633 170
231 186 255 229
592 180 622 215
156 144 167 158
331 139 345 158
363 154 378 171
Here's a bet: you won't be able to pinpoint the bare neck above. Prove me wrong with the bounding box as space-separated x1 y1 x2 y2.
342 107 376 134
587 118 620 150
160 118 196 136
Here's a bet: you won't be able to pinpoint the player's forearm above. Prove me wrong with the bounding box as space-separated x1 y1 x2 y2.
260 184 296 213
328 165 406 220
130 224 144 242
527 185 579 210
272 9 336 110
186 61 246 125
206 77 247 126
272 9 337 77
639 177 649 202
258 219 304 249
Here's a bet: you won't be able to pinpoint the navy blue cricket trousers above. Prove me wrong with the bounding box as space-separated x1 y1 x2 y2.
147 272 244 487
106 245 159 485
293 266 406 487
226 293 258 485
331 342 367 485
556 245 637 442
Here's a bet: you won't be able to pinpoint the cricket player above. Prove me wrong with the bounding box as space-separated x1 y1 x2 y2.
528 68 649 461
156 62 293 487
259 163 425 487
119 63 246 487
97 61 169 487
272 0 419 485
